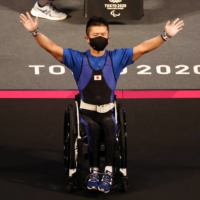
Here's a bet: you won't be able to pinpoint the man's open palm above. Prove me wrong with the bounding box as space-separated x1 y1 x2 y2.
165 18 184 37
20 12 38 32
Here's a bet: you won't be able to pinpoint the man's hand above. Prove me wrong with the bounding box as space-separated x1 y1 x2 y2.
20 12 63 62
20 12 38 32
165 18 184 37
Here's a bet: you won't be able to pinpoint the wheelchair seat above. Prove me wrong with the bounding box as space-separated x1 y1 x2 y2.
63 94 128 192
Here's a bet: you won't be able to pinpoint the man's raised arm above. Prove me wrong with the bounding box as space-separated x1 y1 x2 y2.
20 12 63 62
133 18 184 61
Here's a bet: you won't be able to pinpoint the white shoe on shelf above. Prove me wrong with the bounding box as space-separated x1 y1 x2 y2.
30 2 67 20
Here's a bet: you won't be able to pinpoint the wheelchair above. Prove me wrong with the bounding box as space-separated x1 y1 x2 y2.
63 95 128 192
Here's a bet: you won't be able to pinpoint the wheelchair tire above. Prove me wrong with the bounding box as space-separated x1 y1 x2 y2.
121 177 128 192
64 104 76 173
66 183 74 193
64 110 70 173
118 103 127 168
66 177 74 193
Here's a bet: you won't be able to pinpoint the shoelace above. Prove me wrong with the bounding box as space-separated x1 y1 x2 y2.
102 173 112 186
85 172 101 183
90 174 99 181
49 2 59 12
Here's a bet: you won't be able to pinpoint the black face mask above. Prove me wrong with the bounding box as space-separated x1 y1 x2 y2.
89 36 108 51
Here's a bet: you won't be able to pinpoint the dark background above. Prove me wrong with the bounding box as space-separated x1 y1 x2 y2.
0 98 200 200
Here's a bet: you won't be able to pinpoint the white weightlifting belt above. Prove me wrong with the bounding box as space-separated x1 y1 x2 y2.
80 100 115 113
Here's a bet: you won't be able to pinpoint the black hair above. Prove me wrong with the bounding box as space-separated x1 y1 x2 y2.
86 16 109 36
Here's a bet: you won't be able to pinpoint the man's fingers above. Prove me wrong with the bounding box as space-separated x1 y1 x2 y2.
171 18 184 30
173 20 184 30
172 18 180 25
20 13 26 18
178 27 183 31
166 20 170 26
20 21 25 25
176 28 183 32
35 16 39 24
20 14 27 22
176 20 184 24
176 20 184 27
26 12 33 21
176 24 184 29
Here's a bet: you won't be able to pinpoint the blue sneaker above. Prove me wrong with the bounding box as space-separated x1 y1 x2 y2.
87 172 99 190
98 170 113 193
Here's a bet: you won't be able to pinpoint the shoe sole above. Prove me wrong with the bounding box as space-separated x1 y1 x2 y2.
30 9 67 20
98 187 110 193
87 186 98 190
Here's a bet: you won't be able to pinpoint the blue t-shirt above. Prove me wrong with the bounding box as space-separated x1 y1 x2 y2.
62 48 134 81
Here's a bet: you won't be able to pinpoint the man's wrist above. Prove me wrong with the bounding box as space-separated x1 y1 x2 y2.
31 28 40 36
161 31 171 41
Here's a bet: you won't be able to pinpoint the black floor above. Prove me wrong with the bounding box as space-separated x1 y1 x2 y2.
0 98 200 200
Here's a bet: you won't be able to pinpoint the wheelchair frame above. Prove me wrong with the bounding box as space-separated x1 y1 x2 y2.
64 96 128 192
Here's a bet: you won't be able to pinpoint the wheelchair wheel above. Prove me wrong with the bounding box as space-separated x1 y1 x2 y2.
118 103 128 192
118 103 127 169
121 176 128 192
66 177 75 193
64 104 76 174
64 110 70 173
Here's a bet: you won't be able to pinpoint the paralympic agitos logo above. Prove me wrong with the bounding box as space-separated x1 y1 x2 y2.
105 0 126 18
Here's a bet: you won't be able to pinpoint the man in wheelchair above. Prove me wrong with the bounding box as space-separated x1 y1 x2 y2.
20 12 184 193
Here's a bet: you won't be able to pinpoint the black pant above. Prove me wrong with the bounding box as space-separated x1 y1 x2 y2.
80 110 116 167
38 0 53 6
